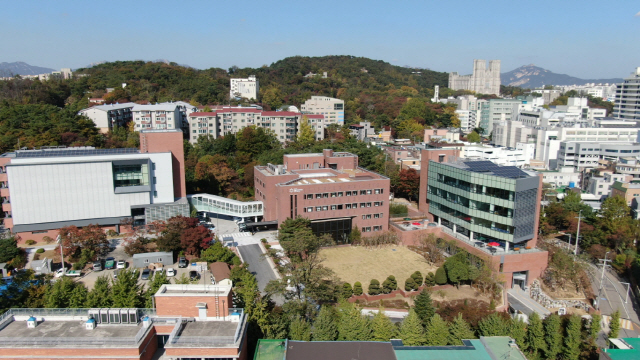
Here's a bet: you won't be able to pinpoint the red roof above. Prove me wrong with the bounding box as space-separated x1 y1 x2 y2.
189 112 217 117
261 111 300 116
304 114 324 119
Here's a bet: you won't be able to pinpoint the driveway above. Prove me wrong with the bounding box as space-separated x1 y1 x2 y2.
237 243 283 305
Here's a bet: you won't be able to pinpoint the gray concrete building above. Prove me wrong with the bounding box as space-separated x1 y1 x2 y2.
614 67 640 120
449 60 501 96
132 251 173 268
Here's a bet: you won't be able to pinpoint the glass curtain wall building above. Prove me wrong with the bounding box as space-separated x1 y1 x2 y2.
426 160 539 250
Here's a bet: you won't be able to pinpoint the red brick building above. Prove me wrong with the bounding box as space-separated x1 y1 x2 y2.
254 149 390 241
0 284 248 360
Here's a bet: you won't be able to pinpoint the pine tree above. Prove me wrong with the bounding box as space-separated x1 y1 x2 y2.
404 277 417 291
68 284 88 308
289 317 312 341
544 314 563 360
447 313 475 345
435 267 447 285
609 310 621 338
424 272 435 286
525 312 545 356
368 279 381 295
589 313 601 340
413 289 435 327
411 271 423 286
371 308 397 341
86 275 112 307
353 281 363 296
478 313 509 336
111 269 143 307
563 314 582 360
337 303 371 341
144 272 171 307
45 276 76 308
399 309 426 346
313 306 338 341
341 282 353 299
510 318 527 349
382 276 397 294
424 313 449 345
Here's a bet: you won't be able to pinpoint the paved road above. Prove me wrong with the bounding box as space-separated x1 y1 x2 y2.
589 263 640 337
237 243 283 305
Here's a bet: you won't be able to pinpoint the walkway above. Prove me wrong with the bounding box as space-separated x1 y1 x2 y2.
507 287 551 318
188 193 263 219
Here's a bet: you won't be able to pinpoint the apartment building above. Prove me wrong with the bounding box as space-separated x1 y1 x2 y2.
305 114 326 140
230 75 259 100
300 96 345 125
616 157 640 179
423 128 461 143
0 284 249 360
131 104 183 131
78 102 135 132
349 121 375 141
611 181 640 206
0 130 188 243
584 170 631 200
540 167 581 188
614 67 640 120
480 99 523 135
254 150 390 242
557 141 640 171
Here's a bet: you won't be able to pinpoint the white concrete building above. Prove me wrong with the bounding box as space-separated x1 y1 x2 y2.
531 89 562 105
230 75 259 100
461 143 534 167
614 67 640 120
78 103 135 133
349 121 375 141
557 141 640 171
586 171 632 199
300 96 345 124
131 104 182 131
540 167 581 188
448 59 501 96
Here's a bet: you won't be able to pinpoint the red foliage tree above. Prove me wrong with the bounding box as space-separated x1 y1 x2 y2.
396 168 420 201
180 226 212 256
58 224 109 260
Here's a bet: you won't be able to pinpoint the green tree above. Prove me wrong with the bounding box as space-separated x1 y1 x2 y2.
201 241 240 264
381 275 397 294
424 313 448 346
0 237 22 264
410 271 423 286
353 281 363 296
289 317 312 341
371 308 397 341
144 271 170 308
341 282 353 299
111 269 142 307
413 289 435 326
404 277 417 291
544 314 563 360
400 309 427 346
447 313 476 345
337 303 371 341
261 86 283 110
313 306 338 341
68 284 88 308
349 226 362 245
86 275 112 308
589 313 601 340
525 312 545 356
45 277 77 308
609 310 621 338
478 313 509 336
368 279 381 295
294 116 315 148
563 314 582 360
435 267 447 285
510 318 527 349
467 131 481 143
599 196 630 233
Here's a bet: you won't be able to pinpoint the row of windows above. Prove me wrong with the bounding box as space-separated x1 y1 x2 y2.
302 202 384 212
304 189 384 199
362 213 384 219
363 226 383 232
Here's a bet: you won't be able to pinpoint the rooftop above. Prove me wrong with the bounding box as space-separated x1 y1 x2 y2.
3 147 139 159
603 338 640 360
286 341 396 360
156 284 232 297
254 339 286 360
441 160 534 179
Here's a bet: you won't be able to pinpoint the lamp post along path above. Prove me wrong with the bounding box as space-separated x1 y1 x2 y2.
574 210 583 256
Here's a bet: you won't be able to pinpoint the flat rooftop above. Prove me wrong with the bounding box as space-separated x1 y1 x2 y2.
441 160 534 179
180 320 237 337
155 284 232 297
3 147 140 159
0 320 143 347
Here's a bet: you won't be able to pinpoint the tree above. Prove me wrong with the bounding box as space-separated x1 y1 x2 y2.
447 313 476 345
589 313 601 340
201 241 240 264
609 310 621 338
435 267 447 285
348 226 362 245
0 237 22 264
261 86 283 110
68 284 88 308
86 275 112 308
156 216 200 253
294 116 315 148
413 289 435 326
411 271 423 286
478 313 510 336
563 314 582 360
353 281 363 296
337 303 371 341
341 282 353 299
58 224 108 260
45 276 77 308
111 269 143 307
467 131 481 143
381 275 397 294
400 309 427 345
404 277 417 291
510 318 527 349
544 314 563 360
444 256 469 287
371 308 397 341
277 216 330 262
424 313 448 346
144 272 170 308
313 306 338 341
396 169 420 201
368 279 381 295
289 317 312 341
181 225 212 256
599 196 630 234
525 312 545 356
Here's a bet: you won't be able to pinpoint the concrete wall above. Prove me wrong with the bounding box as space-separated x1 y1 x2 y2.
154 293 233 319
140 131 186 199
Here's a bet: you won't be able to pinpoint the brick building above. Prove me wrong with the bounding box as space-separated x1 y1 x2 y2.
0 284 248 360
254 150 390 242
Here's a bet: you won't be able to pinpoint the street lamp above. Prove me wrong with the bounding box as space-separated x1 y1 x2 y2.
56 235 65 272
621 282 631 304
574 210 583 256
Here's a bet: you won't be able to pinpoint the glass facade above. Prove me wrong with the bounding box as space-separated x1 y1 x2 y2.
113 164 149 187
427 161 538 244
310 218 352 244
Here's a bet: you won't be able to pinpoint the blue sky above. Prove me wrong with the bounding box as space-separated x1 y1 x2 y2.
1 0 639 79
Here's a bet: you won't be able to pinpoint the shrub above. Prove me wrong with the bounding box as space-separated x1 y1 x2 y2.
35 248 45 254
411 271 423 286
32 254 40 260
42 236 54 244
106 230 118 237
404 277 417 291
73 262 84 270
369 279 381 295
382 275 397 294
25 240 36 246
424 272 435 286
353 281 363 296
342 282 353 298
261 238 268 243
389 202 409 217
265 244 271 249
435 267 447 285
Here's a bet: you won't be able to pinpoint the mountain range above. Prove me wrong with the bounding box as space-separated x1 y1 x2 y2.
501 64 622 88
0 62 56 77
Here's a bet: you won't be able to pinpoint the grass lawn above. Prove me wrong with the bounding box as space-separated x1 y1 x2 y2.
320 245 437 291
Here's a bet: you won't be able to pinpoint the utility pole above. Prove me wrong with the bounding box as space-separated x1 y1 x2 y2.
574 210 583 256
596 253 612 311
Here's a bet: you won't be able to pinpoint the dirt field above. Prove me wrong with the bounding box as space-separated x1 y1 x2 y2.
33 249 61 262
430 285 492 304
540 282 587 300
320 245 437 290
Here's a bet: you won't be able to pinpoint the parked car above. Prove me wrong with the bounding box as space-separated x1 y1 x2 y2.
154 268 164 275
54 268 69 278
140 269 151 280
116 260 126 269
113 269 119 279
166 268 176 277
92 261 102 271
178 257 188 268
104 257 115 270
189 270 200 281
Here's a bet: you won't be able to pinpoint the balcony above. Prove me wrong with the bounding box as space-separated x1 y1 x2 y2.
2 203 10 212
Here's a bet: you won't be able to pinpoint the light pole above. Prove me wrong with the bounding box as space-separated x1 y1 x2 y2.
621 282 631 304
596 252 612 311
574 210 583 256
56 235 65 271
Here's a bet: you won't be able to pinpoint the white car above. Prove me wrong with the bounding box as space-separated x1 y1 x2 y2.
54 268 68 278
166 268 176 277
154 268 164 275
116 260 126 269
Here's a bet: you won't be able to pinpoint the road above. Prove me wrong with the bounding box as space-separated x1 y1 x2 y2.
237 243 283 305
588 263 640 337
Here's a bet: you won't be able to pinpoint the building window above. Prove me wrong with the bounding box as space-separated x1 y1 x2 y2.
366 189 372 195
346 191 352 196
367 202 372 207
352 203 357 208
331 205 337 210
316 206 322 212
360 203 366 208
153 191 157 197
331 192 337 197
316 194 322 199
323 193 329 198
322 206 328 211
113 164 149 187
337 204 343 210
360 190 367 195
346 204 352 209
337 192 343 197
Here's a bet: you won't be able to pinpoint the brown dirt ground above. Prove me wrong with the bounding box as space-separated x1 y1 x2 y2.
540 282 587 300
33 249 61 262
320 245 437 290
430 285 493 304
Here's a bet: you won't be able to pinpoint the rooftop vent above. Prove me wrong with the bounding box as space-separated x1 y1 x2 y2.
86 317 96 330
27 316 37 328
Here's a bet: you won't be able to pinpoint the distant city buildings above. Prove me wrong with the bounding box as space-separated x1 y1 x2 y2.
614 67 640 120
349 121 375 141
230 75 259 100
448 59 501 96
300 96 345 125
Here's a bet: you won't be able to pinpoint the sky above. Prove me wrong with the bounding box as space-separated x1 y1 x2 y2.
1 0 639 79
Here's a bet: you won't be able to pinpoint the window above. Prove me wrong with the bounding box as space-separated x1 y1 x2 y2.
366 214 371 219
331 205 337 210
337 204 343 210
367 202 372 207
153 191 157 198
113 164 149 187
316 206 322 211
346 191 352 196
331 192 337 197
374 226 382 231
322 206 328 211
346 204 352 209
323 193 329 198
337 192 343 197
360 190 367 195
306 207 313 212
352 203 358 208
144 259 149 263
316 194 322 199
305 194 313 200
374 189 381 194
374 213 380 218
360 203 366 208
366 189 372 195
374 202 380 206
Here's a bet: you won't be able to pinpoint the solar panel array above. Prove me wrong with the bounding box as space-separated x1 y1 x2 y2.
463 160 529 179
15 148 139 158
